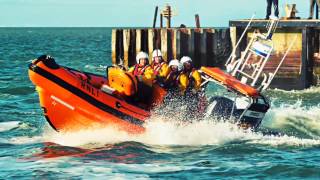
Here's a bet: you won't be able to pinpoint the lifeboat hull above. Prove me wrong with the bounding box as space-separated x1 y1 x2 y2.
28 57 149 134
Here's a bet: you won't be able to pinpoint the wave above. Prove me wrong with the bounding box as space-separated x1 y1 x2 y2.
30 118 319 148
262 101 320 139
270 86 320 94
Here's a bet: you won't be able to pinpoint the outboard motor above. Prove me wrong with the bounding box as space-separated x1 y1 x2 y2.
206 95 270 129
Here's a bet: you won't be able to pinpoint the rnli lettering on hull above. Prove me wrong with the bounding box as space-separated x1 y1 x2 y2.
80 80 99 97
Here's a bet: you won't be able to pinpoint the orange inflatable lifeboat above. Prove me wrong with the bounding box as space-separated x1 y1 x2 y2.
28 55 166 134
29 55 269 133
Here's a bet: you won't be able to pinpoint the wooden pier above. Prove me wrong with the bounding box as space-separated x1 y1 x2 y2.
229 19 320 90
110 19 320 90
111 28 231 68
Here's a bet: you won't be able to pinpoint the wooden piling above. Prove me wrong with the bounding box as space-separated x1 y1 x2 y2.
129 29 136 67
111 29 117 65
148 29 156 62
187 29 195 62
206 29 214 66
161 29 168 61
136 29 142 54
200 29 207 66
172 29 180 59
112 28 230 69
179 28 189 57
195 14 201 28
160 14 163 28
123 29 131 67
153 6 158 28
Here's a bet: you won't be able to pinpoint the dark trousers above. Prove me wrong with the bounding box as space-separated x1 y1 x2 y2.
266 0 279 18
310 0 320 18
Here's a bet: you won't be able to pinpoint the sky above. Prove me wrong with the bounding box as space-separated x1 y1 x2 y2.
0 0 310 27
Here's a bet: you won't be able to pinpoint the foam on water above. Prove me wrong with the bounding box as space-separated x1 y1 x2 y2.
4 103 320 148
263 101 320 139
271 86 320 94
35 117 320 148
3 89 320 150
0 121 20 132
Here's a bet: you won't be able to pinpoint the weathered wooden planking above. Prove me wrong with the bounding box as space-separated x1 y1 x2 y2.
112 28 228 69
123 29 131 67
111 29 117 65
160 29 168 61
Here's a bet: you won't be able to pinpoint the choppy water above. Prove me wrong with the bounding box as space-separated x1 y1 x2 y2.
1 28 320 179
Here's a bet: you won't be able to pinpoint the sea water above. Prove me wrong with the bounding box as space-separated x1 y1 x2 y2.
0 28 320 179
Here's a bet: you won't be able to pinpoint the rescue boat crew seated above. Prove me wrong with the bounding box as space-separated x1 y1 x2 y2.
179 56 202 95
164 59 183 90
128 51 155 86
151 49 170 82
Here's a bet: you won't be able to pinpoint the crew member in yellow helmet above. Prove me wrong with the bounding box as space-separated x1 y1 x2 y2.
128 51 155 86
180 56 202 94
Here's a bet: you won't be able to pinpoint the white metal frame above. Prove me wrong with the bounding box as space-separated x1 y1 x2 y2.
225 16 297 91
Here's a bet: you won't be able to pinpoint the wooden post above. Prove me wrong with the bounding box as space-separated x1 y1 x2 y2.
195 14 201 28
160 14 163 28
172 29 180 59
129 29 136 67
141 29 148 52
179 28 188 57
153 6 158 28
236 28 246 58
308 28 315 86
136 29 142 54
301 28 309 89
200 29 207 66
187 29 195 62
123 29 130 68
155 29 161 50
161 29 168 62
148 29 156 62
206 29 214 66
111 29 117 65
167 6 171 28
